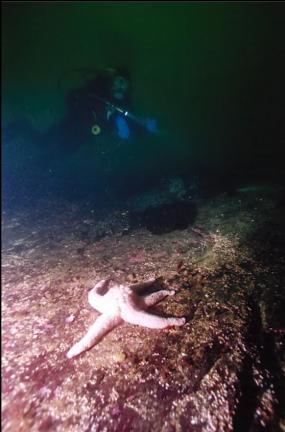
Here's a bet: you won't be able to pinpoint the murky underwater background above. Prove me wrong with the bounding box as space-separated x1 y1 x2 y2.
2 3 285 432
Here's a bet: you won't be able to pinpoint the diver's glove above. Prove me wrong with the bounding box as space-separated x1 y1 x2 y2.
145 118 157 133
115 115 130 140
115 115 157 139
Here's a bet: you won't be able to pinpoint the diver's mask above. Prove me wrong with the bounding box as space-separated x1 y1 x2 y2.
111 75 129 100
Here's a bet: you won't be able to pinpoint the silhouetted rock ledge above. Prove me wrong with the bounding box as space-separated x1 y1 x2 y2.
2 185 284 431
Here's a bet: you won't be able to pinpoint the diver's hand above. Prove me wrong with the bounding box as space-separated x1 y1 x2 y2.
145 118 157 133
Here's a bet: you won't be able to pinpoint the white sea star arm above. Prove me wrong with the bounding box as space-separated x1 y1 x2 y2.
88 279 112 312
120 302 186 329
140 289 175 307
67 314 122 359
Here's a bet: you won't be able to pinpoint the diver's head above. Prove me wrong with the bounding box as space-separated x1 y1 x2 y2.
111 75 129 101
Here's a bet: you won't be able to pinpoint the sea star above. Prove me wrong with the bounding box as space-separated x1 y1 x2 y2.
67 278 186 358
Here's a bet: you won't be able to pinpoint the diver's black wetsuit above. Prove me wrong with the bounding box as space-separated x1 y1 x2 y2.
46 69 135 152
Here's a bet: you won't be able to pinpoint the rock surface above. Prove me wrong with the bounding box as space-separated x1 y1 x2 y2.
2 185 285 431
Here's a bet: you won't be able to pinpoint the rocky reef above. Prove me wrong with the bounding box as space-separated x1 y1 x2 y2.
2 183 285 431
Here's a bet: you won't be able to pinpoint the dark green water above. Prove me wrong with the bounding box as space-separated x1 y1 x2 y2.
2 2 285 209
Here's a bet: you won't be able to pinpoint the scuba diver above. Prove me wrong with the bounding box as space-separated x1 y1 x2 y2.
56 66 158 150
